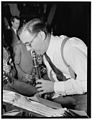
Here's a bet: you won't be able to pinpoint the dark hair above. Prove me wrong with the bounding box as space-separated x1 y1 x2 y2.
20 18 51 36
11 16 20 23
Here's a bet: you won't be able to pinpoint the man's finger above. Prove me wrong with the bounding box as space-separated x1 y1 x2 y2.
36 84 42 88
36 79 43 84
37 87 44 92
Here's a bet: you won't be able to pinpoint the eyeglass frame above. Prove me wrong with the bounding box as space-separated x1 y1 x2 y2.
24 27 38 47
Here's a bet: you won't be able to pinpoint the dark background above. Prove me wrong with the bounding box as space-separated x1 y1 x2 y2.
2 2 91 46
1 1 91 117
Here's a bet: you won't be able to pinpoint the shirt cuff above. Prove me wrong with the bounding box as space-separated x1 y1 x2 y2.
54 82 66 96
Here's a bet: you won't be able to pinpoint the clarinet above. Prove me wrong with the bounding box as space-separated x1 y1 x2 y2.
31 50 41 85
31 50 53 99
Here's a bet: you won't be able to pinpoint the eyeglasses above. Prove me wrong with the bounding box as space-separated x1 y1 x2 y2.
24 33 38 47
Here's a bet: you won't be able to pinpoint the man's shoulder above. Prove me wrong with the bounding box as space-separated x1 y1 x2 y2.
14 41 22 48
8 28 13 33
13 41 22 53
66 37 87 48
17 40 21 44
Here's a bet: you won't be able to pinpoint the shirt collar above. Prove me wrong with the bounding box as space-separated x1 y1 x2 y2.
46 35 54 56
12 27 17 34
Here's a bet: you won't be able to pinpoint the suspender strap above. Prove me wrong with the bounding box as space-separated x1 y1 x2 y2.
61 37 69 67
61 37 76 79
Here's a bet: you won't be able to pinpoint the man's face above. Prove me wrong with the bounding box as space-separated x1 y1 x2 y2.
19 30 45 55
12 18 20 30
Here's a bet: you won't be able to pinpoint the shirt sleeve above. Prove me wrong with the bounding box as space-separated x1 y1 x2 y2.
54 37 87 96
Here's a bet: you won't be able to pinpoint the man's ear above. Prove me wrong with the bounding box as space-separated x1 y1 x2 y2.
38 31 46 41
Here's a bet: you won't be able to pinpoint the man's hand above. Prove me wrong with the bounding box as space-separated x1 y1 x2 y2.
36 79 54 95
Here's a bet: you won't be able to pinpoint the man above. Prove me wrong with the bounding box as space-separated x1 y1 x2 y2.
3 46 37 97
10 16 20 48
3 46 36 113
13 40 34 82
4 16 20 59
19 18 87 112
3 17 37 96
8 16 33 82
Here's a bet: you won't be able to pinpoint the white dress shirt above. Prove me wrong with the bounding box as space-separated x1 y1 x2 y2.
43 35 87 97
12 27 17 34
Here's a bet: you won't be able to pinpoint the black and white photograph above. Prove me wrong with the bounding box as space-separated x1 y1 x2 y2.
2 1 91 118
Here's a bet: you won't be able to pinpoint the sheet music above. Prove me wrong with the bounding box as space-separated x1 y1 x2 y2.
3 109 21 116
3 90 66 117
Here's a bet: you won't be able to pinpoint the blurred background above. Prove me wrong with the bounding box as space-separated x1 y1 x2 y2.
2 2 91 46
2 2 91 117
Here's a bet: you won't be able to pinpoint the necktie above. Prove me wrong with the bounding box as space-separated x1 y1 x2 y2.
45 53 67 81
